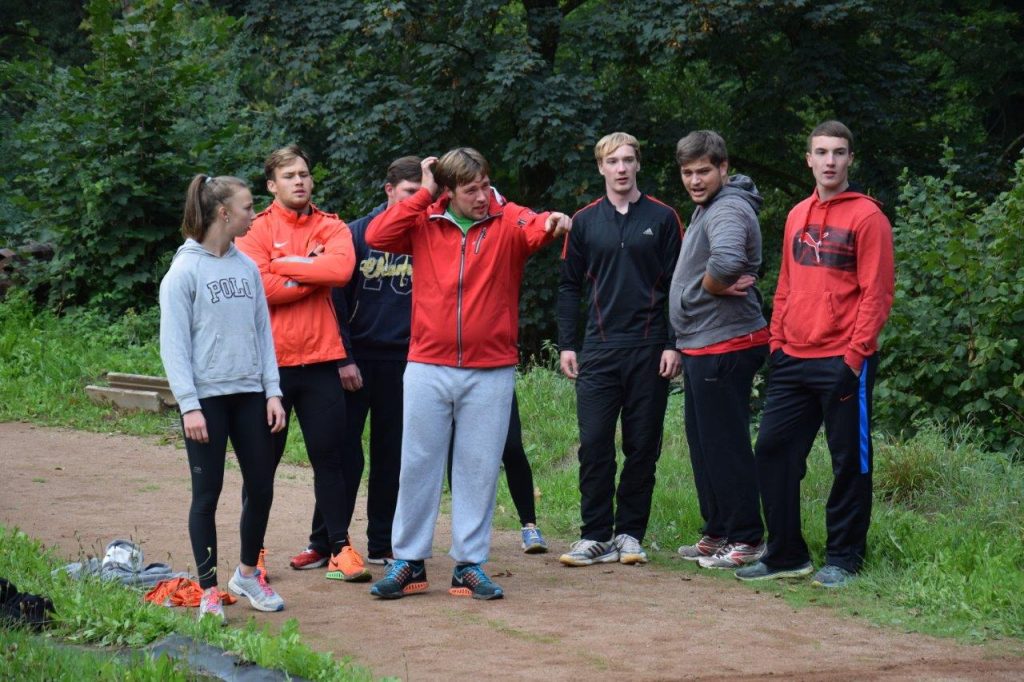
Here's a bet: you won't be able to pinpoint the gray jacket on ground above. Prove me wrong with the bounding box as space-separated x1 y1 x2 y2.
159 239 282 413
670 174 767 349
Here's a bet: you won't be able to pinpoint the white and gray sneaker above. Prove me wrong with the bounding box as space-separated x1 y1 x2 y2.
559 539 619 566
613 533 649 565
698 541 766 569
228 567 284 612
198 586 226 625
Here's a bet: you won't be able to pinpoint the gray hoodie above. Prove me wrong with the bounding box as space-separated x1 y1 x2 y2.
159 239 282 413
670 174 767 349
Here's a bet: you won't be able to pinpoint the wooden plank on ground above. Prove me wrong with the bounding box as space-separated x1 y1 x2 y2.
85 385 165 412
105 373 177 406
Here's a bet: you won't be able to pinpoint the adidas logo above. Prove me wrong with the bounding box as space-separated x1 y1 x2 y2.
642 227 654 236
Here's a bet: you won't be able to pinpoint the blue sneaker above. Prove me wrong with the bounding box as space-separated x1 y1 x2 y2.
811 564 855 588
369 559 428 599
449 563 504 600
521 525 548 554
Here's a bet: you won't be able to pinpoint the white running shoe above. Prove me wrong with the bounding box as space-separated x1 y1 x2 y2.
198 586 226 624
698 541 766 569
613 533 649 565
558 539 619 566
228 567 284 612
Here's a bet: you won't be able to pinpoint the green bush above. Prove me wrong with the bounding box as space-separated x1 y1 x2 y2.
4 0 270 312
877 151 1024 453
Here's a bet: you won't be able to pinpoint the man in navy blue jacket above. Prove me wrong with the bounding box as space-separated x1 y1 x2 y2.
290 156 422 571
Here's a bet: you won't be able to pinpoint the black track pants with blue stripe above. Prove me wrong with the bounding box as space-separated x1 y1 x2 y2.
754 351 877 573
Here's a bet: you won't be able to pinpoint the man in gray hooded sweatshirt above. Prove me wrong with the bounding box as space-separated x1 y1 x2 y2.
670 130 769 570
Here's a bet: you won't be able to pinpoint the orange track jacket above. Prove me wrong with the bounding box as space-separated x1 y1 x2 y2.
236 199 355 368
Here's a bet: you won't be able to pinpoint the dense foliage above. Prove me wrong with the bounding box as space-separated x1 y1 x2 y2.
3 0 272 309
878 152 1024 452
2 0 1023 448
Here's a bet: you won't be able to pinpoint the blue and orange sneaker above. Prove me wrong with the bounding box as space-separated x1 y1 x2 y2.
449 563 504 600
369 559 428 599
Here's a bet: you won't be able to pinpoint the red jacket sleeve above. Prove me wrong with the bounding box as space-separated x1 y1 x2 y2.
366 187 435 253
844 211 895 371
268 218 354 288
505 202 555 256
235 222 316 306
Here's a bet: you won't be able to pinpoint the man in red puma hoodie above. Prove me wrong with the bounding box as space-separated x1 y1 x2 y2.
736 121 894 588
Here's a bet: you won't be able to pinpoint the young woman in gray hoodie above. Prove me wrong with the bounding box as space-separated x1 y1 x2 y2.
159 174 287 622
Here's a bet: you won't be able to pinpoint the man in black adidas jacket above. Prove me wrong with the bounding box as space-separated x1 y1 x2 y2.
557 131 684 568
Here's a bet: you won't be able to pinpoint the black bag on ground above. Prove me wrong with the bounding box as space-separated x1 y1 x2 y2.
0 577 56 631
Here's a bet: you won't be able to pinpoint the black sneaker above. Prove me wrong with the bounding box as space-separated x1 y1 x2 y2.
449 563 504 600
369 560 428 599
734 560 813 582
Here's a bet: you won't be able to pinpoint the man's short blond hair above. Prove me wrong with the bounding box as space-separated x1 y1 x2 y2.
594 132 641 164
433 147 491 191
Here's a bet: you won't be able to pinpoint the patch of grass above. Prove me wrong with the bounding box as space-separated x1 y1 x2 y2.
442 609 561 645
0 628 194 681
0 527 372 680
0 291 173 437
0 291 310 463
491 367 1024 643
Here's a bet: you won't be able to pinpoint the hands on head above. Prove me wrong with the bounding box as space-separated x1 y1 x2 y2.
420 156 439 198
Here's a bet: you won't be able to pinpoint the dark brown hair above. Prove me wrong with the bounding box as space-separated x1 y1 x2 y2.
675 130 728 167
807 120 854 153
385 155 423 187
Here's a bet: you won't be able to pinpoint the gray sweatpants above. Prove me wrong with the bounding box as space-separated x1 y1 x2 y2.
392 362 515 565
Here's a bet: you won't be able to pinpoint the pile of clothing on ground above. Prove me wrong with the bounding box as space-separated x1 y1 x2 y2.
56 539 231 608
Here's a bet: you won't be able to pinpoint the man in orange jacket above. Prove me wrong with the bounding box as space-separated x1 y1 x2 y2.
236 144 370 584
365 149 570 600
736 121 894 588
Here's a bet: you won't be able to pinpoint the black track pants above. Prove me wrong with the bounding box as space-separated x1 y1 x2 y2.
308 359 405 557
754 352 877 573
682 344 767 545
243 362 355 550
575 346 669 542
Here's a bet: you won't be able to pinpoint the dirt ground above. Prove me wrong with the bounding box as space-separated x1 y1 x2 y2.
1 422 1021 681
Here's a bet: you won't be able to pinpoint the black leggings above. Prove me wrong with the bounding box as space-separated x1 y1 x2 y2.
185 392 275 589
448 392 536 525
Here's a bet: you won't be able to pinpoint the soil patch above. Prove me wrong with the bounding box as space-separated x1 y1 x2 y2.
1 422 1021 680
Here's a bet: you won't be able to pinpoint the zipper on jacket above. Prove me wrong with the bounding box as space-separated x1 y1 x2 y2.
457 233 468 367
474 226 488 254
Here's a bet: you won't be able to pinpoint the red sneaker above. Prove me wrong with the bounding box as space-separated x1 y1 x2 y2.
289 547 329 570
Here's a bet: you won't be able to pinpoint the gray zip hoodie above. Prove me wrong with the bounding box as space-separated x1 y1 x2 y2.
670 174 767 349
159 239 282 413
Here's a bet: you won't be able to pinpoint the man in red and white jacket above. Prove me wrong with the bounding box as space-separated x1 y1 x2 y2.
736 121 894 588
365 149 570 601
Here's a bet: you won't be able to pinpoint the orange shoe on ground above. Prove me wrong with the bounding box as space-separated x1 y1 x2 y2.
325 545 371 582
256 548 269 582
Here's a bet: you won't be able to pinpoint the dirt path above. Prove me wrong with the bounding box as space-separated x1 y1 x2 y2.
1 422 1021 680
